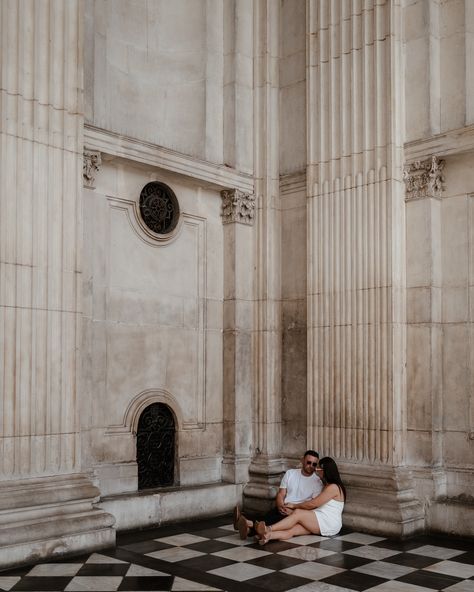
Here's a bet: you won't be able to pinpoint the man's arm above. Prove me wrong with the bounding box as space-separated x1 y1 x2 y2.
275 488 290 515
286 484 338 510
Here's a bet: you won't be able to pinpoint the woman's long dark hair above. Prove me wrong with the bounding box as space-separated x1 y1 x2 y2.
319 457 346 500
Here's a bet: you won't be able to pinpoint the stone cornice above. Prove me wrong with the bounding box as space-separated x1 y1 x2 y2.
83 124 254 193
404 124 474 162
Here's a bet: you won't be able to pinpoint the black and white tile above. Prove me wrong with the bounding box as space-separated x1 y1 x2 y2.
0 515 472 591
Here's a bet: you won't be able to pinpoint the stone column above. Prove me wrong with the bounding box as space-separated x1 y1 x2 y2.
0 0 114 568
306 0 424 536
243 0 284 513
404 157 445 495
221 189 255 483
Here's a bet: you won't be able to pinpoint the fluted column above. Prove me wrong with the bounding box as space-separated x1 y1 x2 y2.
243 0 283 513
0 0 114 567
306 0 423 536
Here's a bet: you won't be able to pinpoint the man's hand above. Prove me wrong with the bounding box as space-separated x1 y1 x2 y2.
277 505 291 515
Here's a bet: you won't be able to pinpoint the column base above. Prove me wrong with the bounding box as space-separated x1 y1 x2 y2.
0 473 115 569
340 463 426 538
243 456 285 515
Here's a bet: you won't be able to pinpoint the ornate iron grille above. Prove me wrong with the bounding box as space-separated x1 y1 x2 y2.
137 403 175 490
139 181 180 234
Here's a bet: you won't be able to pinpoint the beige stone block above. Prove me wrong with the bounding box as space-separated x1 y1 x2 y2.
443 431 474 467
406 199 434 287
404 37 430 142
179 456 221 486
406 326 432 427
205 298 222 331
441 195 469 286
280 51 305 88
405 430 432 465
440 33 466 132
280 82 307 175
281 206 307 298
204 351 223 423
442 324 469 430
404 0 428 41
407 287 441 323
442 286 468 322
443 154 474 198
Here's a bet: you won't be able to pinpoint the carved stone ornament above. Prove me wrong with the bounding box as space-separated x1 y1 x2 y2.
403 155 445 201
221 189 256 225
83 150 102 189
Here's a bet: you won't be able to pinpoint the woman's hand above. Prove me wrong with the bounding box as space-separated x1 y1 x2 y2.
284 502 295 510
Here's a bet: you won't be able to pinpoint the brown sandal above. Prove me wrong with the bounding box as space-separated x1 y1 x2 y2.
237 515 249 540
233 505 241 530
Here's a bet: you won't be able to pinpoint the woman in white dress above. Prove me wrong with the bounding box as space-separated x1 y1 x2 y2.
256 457 345 544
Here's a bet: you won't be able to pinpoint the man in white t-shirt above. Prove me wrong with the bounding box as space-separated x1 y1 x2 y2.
234 449 323 539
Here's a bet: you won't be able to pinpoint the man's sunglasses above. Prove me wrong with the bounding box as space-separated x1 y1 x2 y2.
305 461 319 467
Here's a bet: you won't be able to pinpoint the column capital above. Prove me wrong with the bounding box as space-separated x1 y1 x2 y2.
221 188 256 226
403 155 445 201
83 150 102 189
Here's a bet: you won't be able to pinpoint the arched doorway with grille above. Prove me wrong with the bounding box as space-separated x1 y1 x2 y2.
136 402 176 490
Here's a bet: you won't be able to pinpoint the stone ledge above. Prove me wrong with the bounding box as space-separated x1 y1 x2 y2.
98 482 244 532
84 124 254 193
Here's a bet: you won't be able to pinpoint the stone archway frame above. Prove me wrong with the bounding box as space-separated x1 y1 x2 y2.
104 388 184 437
123 389 183 436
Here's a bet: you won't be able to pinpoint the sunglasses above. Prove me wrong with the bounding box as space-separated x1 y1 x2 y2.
305 461 319 467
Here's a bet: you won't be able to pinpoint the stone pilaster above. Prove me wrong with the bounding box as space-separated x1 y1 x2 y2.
243 0 284 513
306 0 424 536
404 155 445 498
0 1 114 567
221 189 255 483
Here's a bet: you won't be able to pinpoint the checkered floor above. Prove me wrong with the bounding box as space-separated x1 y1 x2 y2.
1 515 473 591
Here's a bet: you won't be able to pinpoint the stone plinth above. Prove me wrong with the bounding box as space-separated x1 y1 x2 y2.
0 474 115 569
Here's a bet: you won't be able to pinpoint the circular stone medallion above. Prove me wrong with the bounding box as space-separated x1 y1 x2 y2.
139 181 180 235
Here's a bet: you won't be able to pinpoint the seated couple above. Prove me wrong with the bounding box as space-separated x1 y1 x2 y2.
234 451 345 545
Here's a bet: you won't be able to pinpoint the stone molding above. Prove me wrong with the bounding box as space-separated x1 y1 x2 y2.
84 124 254 193
220 188 256 225
403 156 445 201
404 123 474 161
83 150 102 189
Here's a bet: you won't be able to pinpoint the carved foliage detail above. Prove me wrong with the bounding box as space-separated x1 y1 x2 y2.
403 155 445 201
83 150 102 189
221 189 256 225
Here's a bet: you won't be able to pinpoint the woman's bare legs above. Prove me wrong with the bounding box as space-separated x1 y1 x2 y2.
258 509 320 543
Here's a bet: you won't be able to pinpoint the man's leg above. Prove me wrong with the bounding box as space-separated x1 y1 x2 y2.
262 507 285 526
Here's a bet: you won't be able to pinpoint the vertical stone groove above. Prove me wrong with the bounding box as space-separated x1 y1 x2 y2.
307 0 404 465
0 0 82 478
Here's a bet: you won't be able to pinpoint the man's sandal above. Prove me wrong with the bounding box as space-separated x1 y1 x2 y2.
233 505 241 530
237 515 249 540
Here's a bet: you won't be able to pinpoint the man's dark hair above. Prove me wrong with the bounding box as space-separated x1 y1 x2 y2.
303 449 319 458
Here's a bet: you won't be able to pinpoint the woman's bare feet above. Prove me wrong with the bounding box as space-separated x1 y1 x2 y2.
255 521 271 545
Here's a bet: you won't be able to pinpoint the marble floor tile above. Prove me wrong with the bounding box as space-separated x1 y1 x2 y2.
214 534 254 546
277 546 336 562
343 546 400 561
409 545 465 560
422 560 474 579
154 534 208 547
207 561 273 581
247 571 312 591
27 564 82 577
336 533 386 545
441 582 474 592
320 569 386 591
125 564 171 577
0 577 21 591
212 545 270 562
64 576 123 591
85 554 127 564
286 583 356 592
352 560 417 579
146 547 205 563
287 535 329 545
366 581 436 592
281 562 346 580
171 577 222 590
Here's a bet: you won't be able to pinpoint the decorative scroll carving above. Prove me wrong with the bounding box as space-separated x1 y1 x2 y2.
221 189 256 225
403 155 445 201
83 150 102 189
